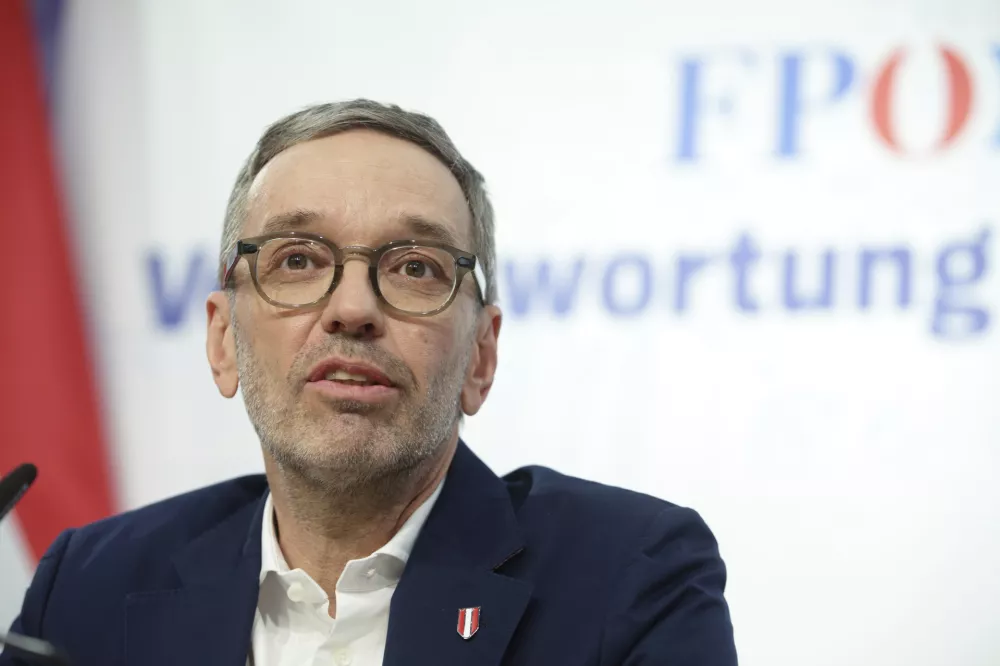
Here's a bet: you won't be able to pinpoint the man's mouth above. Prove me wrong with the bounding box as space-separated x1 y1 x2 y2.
305 358 399 404
323 369 383 386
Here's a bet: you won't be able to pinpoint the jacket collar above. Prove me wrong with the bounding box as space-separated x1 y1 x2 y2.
125 486 266 666
382 441 532 666
123 441 531 666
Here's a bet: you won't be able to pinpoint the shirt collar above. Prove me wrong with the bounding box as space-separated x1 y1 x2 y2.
259 478 445 586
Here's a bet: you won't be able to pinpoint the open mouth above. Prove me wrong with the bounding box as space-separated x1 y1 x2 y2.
322 369 386 386
305 359 399 404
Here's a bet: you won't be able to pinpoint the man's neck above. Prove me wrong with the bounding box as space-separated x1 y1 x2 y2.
263 439 456 613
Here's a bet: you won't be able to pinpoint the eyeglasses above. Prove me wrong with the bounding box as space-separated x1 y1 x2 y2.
221 232 486 316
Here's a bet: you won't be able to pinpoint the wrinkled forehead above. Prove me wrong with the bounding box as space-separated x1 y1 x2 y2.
243 129 473 249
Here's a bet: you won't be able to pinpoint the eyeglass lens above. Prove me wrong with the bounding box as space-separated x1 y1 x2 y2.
253 238 459 312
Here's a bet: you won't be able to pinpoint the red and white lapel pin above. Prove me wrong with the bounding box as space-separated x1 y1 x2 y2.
457 607 480 640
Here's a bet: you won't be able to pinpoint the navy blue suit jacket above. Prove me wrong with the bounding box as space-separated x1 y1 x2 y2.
2 442 737 665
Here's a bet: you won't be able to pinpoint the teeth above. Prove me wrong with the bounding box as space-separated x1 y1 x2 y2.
325 370 372 383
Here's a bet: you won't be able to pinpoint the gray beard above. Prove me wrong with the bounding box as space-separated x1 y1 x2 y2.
233 322 469 499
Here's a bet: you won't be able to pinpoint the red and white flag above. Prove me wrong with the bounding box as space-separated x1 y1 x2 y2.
0 0 115 561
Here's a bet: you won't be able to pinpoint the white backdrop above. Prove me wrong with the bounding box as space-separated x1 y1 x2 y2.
2 1 999 664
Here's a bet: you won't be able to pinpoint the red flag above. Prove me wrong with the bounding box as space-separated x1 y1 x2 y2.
0 0 115 558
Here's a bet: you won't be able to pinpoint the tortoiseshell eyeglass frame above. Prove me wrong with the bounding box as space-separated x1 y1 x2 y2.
220 231 486 317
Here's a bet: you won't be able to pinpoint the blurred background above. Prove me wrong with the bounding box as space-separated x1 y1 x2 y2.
1 0 998 664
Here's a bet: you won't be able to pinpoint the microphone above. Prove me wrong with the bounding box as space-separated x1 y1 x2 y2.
0 464 72 665
0 463 37 523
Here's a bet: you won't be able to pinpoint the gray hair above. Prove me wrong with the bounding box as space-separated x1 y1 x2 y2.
220 99 497 304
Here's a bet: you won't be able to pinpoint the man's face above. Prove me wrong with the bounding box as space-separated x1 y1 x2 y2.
206 130 500 490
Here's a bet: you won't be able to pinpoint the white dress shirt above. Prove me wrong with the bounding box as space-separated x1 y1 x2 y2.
249 481 444 666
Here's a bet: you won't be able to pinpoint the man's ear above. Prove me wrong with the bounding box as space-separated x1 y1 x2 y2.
460 305 502 416
206 291 239 398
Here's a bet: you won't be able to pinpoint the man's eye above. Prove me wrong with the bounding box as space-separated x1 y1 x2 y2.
401 260 433 278
283 254 311 270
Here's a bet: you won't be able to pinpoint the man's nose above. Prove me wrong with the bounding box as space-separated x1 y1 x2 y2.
318 258 385 338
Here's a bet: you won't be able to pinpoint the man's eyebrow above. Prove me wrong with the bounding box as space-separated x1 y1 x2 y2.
398 215 463 248
258 210 323 236
257 210 466 248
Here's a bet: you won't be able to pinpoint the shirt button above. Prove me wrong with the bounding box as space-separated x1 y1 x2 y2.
365 567 376 578
334 650 351 666
286 582 305 602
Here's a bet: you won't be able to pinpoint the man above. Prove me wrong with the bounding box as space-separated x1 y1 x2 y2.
2 100 737 665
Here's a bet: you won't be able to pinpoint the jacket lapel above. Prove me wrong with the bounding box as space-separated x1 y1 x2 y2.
122 443 530 666
383 442 533 666
124 491 266 666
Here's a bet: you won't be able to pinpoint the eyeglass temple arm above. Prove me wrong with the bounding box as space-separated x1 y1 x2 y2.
219 241 260 288
470 260 488 304
220 244 243 288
